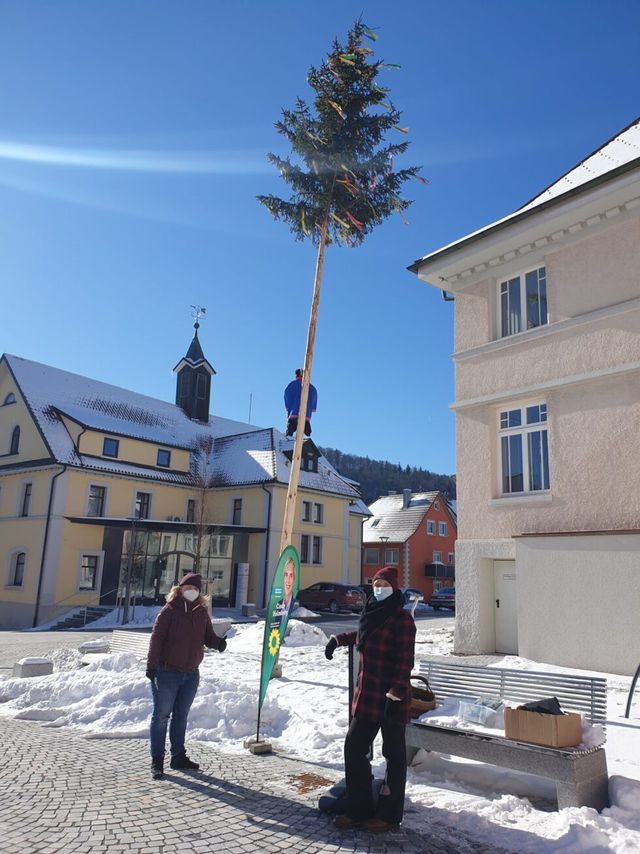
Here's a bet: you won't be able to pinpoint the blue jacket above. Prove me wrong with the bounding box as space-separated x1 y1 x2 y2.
284 377 318 419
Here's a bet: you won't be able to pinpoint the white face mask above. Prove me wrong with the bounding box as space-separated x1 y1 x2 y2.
373 586 393 601
182 589 199 602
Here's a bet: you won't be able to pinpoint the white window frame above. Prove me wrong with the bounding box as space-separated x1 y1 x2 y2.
497 400 550 496
86 482 109 518
433 550 442 563
498 265 548 339
133 490 153 520
77 550 104 593
231 497 243 526
6 548 27 588
300 533 323 565
313 502 324 525
438 521 447 537
301 500 312 522
363 548 379 565
448 552 455 565
383 548 399 565
17 480 33 517
426 520 435 535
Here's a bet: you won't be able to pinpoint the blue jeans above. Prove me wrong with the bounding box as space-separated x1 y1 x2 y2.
149 668 199 759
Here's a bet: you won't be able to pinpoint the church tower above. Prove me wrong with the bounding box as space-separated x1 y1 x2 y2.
173 311 216 422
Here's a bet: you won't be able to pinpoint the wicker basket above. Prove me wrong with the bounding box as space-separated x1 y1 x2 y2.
410 675 436 716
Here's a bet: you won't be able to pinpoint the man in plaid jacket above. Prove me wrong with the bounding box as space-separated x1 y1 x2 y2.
325 566 416 833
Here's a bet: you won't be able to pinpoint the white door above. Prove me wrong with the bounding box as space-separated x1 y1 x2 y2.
493 560 518 654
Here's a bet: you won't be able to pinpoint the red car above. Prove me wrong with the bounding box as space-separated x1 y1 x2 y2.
296 582 365 614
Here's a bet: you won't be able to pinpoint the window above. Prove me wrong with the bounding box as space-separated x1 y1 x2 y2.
438 521 447 537
433 550 442 563
79 555 99 590
499 402 550 494
302 449 318 473
448 552 455 565
196 373 208 400
232 498 242 526
87 485 106 517
302 501 311 522
3 392 16 405
10 426 20 455
103 437 119 458
384 548 399 565
157 449 171 468
313 503 323 524
186 499 196 523
500 266 547 337
300 534 322 565
21 483 32 517
370 518 380 528
135 491 151 519
364 548 379 565
10 552 26 586
426 520 435 535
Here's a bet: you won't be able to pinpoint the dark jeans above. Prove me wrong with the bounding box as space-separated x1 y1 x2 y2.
149 668 199 758
344 716 407 824
286 417 311 437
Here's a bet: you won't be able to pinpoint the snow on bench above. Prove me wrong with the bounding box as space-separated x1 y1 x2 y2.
407 660 609 811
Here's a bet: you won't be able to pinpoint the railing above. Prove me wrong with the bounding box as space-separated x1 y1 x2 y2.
625 662 640 719
47 587 120 627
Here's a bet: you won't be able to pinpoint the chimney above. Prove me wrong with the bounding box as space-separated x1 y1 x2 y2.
402 489 411 509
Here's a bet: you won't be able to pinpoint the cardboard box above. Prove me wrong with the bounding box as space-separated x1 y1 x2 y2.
504 708 582 748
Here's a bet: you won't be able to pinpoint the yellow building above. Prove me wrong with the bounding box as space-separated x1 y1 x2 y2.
0 329 369 628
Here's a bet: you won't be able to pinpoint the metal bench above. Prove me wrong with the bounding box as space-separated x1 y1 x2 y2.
406 660 609 811
110 629 152 658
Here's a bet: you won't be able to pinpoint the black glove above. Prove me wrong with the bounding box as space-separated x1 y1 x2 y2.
145 667 157 682
384 697 400 719
324 637 338 660
218 636 227 653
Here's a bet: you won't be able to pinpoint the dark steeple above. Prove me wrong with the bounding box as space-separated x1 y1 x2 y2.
173 315 216 422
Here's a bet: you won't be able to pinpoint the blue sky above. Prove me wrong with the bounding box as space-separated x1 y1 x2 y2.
1 1 638 476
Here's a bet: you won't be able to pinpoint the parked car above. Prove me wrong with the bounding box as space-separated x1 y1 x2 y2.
429 587 455 611
401 587 424 605
296 582 365 614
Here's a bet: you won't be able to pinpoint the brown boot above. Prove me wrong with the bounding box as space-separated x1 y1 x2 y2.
362 817 399 834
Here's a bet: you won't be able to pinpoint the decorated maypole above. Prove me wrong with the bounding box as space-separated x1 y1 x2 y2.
250 19 425 750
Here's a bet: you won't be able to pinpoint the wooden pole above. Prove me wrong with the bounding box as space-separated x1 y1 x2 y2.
279 213 330 553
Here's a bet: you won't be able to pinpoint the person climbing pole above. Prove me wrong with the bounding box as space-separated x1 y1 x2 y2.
284 368 318 437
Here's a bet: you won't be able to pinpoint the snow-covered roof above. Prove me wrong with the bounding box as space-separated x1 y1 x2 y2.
363 491 453 543
519 117 640 211
408 117 640 275
3 354 361 498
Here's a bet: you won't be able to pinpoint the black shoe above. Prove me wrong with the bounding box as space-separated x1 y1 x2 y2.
151 756 164 780
170 751 199 770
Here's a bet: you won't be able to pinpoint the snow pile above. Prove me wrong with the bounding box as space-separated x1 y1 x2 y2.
46 648 84 671
0 621 639 851
82 606 161 630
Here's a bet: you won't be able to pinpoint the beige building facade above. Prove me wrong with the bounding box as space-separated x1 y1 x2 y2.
0 337 368 629
410 118 640 675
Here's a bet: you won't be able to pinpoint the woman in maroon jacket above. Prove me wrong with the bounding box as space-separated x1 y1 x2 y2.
324 566 416 833
146 572 226 780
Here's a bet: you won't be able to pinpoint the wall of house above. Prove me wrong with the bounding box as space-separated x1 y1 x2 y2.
78 430 191 472
456 370 640 540
0 371 50 463
406 502 457 598
516 533 640 675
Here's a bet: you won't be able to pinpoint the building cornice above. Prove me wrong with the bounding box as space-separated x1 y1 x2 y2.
451 360 640 411
453 297 640 362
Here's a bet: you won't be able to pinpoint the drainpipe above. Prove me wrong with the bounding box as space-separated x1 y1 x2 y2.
260 483 273 608
33 464 67 627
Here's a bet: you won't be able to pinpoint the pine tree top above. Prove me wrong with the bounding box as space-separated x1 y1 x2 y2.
257 19 425 247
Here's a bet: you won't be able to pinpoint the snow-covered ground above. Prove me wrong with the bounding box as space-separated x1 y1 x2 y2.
1 618 639 852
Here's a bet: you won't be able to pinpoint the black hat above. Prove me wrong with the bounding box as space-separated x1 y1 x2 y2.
178 572 202 591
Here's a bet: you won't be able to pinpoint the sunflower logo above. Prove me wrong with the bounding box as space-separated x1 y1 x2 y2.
268 628 281 657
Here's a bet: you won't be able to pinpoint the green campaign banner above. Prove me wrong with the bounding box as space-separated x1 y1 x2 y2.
258 545 300 709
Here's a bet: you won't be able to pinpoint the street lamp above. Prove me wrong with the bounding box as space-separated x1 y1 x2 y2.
379 535 389 565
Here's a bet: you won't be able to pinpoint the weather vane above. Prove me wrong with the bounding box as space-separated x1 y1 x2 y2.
190 305 207 329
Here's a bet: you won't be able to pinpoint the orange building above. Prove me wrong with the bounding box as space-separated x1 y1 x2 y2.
361 491 456 600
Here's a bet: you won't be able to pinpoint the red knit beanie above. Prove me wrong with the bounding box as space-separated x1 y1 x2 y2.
373 566 399 591
179 572 202 591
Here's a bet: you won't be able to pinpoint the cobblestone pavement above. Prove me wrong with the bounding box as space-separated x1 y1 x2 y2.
0 717 503 854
